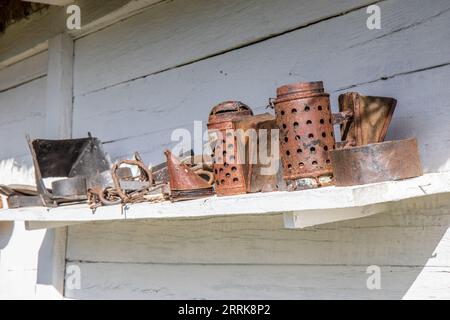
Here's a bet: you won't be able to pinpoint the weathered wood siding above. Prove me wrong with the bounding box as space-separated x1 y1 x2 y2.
65 0 450 299
73 0 450 171
0 53 48 298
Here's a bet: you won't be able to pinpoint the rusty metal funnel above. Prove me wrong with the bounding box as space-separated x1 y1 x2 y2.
338 92 397 147
165 150 213 201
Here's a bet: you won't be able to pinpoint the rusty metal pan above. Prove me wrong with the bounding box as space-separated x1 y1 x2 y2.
330 138 423 187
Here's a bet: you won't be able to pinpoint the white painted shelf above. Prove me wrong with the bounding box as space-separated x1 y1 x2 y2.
1 172 450 230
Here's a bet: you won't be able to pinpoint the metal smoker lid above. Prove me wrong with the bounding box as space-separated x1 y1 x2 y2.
276 81 325 98
208 101 253 125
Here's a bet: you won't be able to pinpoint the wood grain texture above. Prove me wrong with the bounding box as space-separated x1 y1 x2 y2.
72 0 450 174
66 193 450 267
336 66 450 174
73 0 377 96
45 33 73 139
0 53 53 300
0 222 47 299
64 262 450 300
0 0 163 67
0 51 48 92
4 172 448 226
0 77 47 185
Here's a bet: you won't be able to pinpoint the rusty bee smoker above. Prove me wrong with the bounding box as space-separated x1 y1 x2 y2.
272 81 336 189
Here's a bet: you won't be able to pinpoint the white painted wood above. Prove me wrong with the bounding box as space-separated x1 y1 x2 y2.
25 0 74 6
0 51 48 92
34 227 67 298
0 222 47 299
39 33 75 297
45 33 73 139
73 0 377 96
0 172 449 227
0 0 163 66
26 221 83 230
65 192 450 267
64 262 450 300
74 0 163 39
0 42 48 71
0 77 47 185
0 49 51 299
0 6 65 69
73 0 450 174
0 0 448 300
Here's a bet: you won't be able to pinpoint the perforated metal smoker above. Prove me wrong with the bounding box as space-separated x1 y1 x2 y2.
207 101 253 196
273 82 336 186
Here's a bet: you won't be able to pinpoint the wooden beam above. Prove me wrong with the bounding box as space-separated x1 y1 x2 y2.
24 0 74 6
45 33 73 139
0 51 48 92
35 32 74 298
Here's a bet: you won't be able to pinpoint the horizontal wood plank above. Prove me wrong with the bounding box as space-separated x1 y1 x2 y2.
66 192 450 266
0 51 48 92
73 0 377 96
0 0 163 68
73 0 450 174
64 262 450 299
0 77 47 185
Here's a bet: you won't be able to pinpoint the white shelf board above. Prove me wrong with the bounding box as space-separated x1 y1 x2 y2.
1 172 449 230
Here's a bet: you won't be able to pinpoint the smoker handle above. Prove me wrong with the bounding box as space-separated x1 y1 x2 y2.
332 110 354 142
194 169 215 186
267 98 276 109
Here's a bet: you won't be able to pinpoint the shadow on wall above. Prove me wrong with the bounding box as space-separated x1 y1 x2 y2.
0 222 14 250
64 193 450 300
0 157 35 186
36 229 55 287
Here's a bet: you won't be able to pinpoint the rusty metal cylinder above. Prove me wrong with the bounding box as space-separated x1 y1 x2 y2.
273 81 336 184
207 101 253 196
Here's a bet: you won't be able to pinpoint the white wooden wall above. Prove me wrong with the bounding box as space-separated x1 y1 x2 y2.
64 0 450 299
1 0 450 299
0 52 49 299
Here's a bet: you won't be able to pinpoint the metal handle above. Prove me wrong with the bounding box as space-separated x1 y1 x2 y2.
194 169 214 185
266 98 276 109
332 110 354 143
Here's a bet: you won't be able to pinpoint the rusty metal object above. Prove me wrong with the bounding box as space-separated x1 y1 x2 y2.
0 185 44 209
208 101 254 196
165 150 213 201
5 196 44 209
86 167 133 190
338 92 397 147
27 135 111 206
51 176 87 198
330 138 423 187
87 186 122 209
273 82 336 188
111 156 155 204
87 154 169 209
152 151 213 186
86 168 133 208
233 113 284 193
